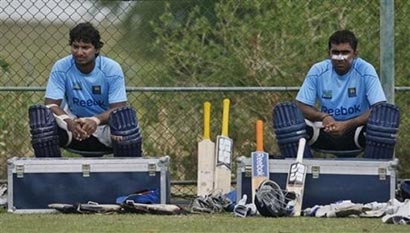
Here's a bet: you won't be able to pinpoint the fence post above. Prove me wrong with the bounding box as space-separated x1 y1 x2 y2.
380 0 395 104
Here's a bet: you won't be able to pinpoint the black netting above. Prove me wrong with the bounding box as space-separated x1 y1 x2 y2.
1 0 409 201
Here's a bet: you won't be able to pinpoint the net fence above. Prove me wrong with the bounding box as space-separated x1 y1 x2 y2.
1 0 409 200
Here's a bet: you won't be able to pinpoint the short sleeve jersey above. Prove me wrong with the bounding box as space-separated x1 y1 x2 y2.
45 55 127 117
296 58 386 121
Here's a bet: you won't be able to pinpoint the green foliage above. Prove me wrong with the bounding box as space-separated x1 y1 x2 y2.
97 0 219 61
152 0 380 87
0 92 38 178
0 130 7 158
0 58 9 73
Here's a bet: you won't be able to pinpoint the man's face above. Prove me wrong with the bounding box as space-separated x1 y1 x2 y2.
71 40 99 66
329 42 357 75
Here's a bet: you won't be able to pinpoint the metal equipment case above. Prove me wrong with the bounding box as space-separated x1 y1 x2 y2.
8 156 170 213
236 157 398 209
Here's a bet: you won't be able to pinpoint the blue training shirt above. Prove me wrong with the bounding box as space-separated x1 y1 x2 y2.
45 55 127 117
296 57 386 121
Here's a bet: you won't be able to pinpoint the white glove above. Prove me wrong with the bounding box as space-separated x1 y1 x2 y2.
233 194 257 217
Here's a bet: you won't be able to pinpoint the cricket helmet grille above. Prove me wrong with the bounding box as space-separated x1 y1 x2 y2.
254 179 288 217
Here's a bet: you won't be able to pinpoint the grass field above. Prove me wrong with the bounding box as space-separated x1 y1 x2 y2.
0 209 408 233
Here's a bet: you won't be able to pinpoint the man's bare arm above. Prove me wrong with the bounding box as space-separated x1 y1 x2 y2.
295 100 329 122
44 98 127 139
93 101 127 125
44 98 66 115
343 101 386 129
344 110 370 129
45 98 127 124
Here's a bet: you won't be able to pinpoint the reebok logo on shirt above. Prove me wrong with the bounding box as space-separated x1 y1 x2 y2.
72 97 104 107
321 104 361 117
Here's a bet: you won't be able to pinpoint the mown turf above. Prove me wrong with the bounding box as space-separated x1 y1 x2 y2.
0 210 408 233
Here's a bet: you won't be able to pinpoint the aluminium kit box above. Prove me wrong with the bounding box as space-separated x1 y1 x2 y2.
7 156 170 213
236 156 398 209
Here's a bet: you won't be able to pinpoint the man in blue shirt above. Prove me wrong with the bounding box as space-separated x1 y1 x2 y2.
29 22 142 157
273 30 399 158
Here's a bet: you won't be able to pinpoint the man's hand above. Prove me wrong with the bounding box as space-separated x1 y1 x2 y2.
66 119 89 141
322 116 350 136
74 117 101 140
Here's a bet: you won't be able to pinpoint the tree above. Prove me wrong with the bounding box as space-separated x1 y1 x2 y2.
0 58 9 73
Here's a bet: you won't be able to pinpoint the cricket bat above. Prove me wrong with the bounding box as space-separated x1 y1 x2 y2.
251 120 270 203
122 201 185 215
127 203 184 215
286 137 307 217
197 101 215 196
214 98 233 194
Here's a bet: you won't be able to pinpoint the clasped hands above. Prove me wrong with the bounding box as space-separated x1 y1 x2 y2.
68 117 100 141
322 116 348 136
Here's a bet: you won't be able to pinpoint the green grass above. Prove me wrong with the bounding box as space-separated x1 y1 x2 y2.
0 210 408 233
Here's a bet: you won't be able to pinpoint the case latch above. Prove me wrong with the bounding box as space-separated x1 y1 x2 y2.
378 167 387 180
82 164 91 177
311 166 320 179
16 164 24 178
148 163 156 176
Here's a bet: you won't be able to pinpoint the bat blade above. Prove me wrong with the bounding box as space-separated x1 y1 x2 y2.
197 102 215 196
251 120 269 203
126 203 184 215
286 138 307 217
214 98 232 194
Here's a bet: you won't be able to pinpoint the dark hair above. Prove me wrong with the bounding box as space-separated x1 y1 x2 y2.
328 30 358 51
69 22 104 49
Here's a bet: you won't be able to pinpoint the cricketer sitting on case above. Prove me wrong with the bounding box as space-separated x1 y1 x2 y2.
272 30 400 159
28 22 142 158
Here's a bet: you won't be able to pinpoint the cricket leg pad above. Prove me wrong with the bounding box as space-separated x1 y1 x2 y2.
399 180 410 200
31 135 61 158
364 103 400 159
272 102 310 158
112 138 142 157
28 104 61 157
109 106 142 157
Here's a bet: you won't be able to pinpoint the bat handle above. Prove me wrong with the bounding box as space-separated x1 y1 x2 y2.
256 120 263 151
296 138 306 162
203 102 211 140
222 99 230 136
